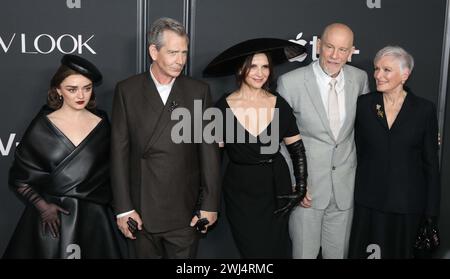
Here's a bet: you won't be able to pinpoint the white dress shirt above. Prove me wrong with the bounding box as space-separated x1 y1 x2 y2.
149 64 175 105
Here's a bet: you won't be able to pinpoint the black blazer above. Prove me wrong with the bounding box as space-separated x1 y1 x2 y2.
110 72 221 233
354 91 440 216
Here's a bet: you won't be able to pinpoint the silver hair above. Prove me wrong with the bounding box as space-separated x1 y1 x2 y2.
374 45 414 73
147 17 189 49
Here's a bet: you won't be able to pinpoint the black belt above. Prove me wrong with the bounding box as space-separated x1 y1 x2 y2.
229 152 290 200
231 155 278 166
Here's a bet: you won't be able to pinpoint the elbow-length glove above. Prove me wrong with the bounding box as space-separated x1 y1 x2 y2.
15 184 69 238
274 139 308 215
414 216 440 251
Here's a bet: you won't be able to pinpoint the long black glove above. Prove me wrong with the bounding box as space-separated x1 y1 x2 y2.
192 186 210 232
274 139 308 215
15 184 69 238
414 216 440 251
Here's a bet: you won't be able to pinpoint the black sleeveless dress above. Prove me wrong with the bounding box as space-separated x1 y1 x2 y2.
216 93 299 258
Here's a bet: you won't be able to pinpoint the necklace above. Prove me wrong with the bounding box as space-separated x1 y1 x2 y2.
384 90 407 107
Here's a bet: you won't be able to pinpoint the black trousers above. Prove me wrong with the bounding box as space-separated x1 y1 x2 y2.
127 226 199 259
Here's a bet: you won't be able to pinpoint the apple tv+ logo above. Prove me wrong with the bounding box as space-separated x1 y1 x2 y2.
288 32 361 63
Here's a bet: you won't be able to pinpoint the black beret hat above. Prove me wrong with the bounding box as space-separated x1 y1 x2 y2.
61 54 102 83
203 38 306 77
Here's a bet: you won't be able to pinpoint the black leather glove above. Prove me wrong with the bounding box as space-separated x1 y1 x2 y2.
192 185 211 232
414 216 440 251
15 184 69 238
274 139 308 215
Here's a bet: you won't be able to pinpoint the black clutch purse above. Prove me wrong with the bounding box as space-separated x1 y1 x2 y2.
414 217 440 251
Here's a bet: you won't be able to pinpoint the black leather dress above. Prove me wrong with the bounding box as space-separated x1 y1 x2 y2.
3 106 124 259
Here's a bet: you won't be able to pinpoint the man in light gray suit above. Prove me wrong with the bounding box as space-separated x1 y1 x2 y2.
277 23 369 259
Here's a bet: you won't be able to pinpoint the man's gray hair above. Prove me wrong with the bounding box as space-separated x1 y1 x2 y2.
374 45 414 73
147 17 189 49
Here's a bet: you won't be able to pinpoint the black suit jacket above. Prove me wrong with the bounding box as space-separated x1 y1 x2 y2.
354 91 440 216
110 72 221 233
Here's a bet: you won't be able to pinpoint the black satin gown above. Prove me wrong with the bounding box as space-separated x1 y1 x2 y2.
3 106 124 259
216 93 299 258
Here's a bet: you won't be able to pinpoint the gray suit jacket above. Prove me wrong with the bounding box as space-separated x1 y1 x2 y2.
277 63 369 210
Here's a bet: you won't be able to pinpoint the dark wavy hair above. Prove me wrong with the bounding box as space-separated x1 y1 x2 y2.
235 52 274 92
47 65 96 110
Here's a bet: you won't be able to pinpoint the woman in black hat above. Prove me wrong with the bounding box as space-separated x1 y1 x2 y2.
3 55 123 259
208 39 308 258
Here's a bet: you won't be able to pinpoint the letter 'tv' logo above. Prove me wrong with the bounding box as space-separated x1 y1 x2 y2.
366 0 381 9
66 0 81 9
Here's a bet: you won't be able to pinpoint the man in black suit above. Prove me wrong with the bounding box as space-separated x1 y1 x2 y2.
111 17 221 259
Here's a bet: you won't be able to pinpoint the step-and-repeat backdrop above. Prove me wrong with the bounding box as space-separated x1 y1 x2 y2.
1 0 449 258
